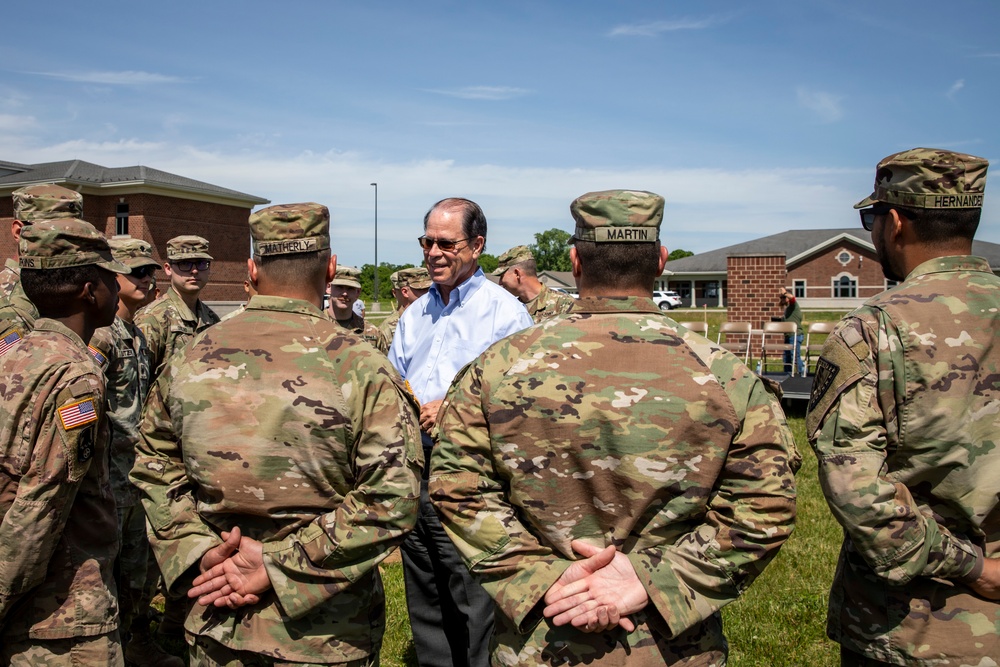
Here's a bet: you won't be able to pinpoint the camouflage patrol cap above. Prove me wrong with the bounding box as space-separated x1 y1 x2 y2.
330 265 361 288
855 148 989 210
397 266 431 290
249 202 331 257
109 237 160 271
19 219 129 273
569 190 663 243
492 245 535 275
166 235 213 261
13 184 83 223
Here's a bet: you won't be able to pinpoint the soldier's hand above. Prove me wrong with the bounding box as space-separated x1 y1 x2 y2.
189 535 271 608
198 527 242 574
970 557 1000 600
542 540 649 633
419 400 444 432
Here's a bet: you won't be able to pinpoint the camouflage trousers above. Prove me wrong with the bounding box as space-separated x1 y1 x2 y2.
114 503 157 634
840 646 896 667
0 631 124 666
189 634 379 667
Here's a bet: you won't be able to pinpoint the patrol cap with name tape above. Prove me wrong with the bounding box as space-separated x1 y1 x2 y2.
13 184 83 223
19 219 129 273
330 265 361 288
166 235 213 261
109 237 160 271
396 266 431 289
855 148 989 210
249 202 331 257
569 190 663 243
492 245 534 275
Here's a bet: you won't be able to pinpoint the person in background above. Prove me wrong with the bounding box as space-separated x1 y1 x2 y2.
492 244 575 323
375 266 431 355
808 148 1000 666
388 197 533 667
326 265 380 344
778 286 804 375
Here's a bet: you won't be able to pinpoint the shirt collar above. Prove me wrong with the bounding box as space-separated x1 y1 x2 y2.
246 294 325 317
568 295 662 314
907 255 993 280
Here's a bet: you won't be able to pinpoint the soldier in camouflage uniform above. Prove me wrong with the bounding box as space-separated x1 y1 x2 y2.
131 202 423 666
0 185 84 344
492 245 575 323
135 235 220 381
90 238 183 667
807 149 1000 667
0 218 129 665
430 190 800 666
326 265 380 344
374 266 431 354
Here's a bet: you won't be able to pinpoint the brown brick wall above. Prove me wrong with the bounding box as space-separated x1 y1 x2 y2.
786 241 888 298
0 193 250 301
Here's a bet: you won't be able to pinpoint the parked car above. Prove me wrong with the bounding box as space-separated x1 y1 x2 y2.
653 290 682 310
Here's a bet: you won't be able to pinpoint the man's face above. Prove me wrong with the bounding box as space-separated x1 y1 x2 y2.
165 258 210 296
328 283 359 314
116 265 154 310
423 207 483 290
94 268 121 328
498 268 519 296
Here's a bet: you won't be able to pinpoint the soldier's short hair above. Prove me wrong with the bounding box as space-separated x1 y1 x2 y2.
574 241 660 290
256 249 330 285
21 265 102 316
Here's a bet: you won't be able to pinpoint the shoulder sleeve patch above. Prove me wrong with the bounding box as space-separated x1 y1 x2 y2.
58 398 99 430
805 336 871 438
88 345 109 369
0 329 22 356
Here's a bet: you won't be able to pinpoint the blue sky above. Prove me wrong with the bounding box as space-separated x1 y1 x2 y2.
3 0 998 267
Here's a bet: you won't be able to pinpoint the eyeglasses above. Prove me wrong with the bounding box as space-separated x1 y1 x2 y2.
171 259 211 272
418 236 470 252
859 204 892 232
130 266 157 279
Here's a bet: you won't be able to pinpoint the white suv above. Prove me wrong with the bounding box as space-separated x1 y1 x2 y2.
653 290 682 311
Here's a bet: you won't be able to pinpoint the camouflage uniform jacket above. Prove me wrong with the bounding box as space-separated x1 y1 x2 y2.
0 258 20 299
523 283 575 324
131 295 423 663
334 311 380 346
0 260 38 345
90 317 150 508
807 256 1000 666
0 318 119 641
430 296 800 666
374 307 402 355
134 287 219 379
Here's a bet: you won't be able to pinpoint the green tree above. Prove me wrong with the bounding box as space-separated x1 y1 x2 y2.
478 253 498 274
530 228 572 272
360 262 412 305
668 249 694 261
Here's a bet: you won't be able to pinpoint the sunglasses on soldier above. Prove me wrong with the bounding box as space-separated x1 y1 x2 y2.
171 259 211 272
859 204 893 232
130 266 157 279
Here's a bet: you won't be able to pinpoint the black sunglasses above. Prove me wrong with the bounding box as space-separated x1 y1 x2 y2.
172 259 211 272
418 236 470 252
859 204 892 232
130 266 157 278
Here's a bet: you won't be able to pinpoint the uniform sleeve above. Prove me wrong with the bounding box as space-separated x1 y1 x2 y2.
134 310 165 377
260 362 423 620
807 315 982 584
0 374 102 622
628 367 799 638
429 358 572 632
131 361 222 595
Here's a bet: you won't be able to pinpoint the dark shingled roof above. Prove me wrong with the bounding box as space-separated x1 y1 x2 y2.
664 228 1000 273
0 159 267 205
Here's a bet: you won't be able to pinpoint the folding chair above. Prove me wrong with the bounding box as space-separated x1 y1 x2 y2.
760 321 799 376
717 321 753 366
805 321 836 375
677 321 708 336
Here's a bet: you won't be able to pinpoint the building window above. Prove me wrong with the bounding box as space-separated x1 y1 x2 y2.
793 280 806 298
836 250 853 266
115 203 129 236
833 274 857 298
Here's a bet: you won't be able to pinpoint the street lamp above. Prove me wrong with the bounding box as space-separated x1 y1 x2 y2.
371 182 378 307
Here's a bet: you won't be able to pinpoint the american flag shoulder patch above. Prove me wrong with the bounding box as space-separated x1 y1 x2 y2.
0 329 22 357
89 345 108 368
58 398 98 430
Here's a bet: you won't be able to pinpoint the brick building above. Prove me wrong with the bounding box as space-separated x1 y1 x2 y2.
0 159 269 302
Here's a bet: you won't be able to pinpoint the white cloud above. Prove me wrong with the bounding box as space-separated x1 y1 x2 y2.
425 86 529 101
0 114 37 132
947 79 965 99
610 17 716 37
29 70 187 85
796 87 844 123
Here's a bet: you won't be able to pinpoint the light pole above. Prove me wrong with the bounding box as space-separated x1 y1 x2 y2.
371 182 378 307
